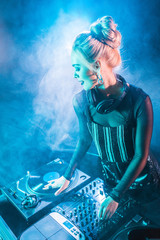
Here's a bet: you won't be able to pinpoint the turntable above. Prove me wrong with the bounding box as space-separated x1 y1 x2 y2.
1 158 90 222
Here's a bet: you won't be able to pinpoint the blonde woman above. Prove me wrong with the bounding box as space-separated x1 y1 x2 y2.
44 16 160 220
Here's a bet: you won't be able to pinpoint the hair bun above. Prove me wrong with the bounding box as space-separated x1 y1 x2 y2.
90 16 121 49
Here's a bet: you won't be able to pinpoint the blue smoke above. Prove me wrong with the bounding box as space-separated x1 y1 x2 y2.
0 0 160 186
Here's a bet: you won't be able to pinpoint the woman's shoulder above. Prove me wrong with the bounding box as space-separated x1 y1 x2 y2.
72 90 88 113
128 84 151 119
129 84 149 100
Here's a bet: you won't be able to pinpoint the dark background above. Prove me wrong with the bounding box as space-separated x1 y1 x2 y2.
0 0 160 186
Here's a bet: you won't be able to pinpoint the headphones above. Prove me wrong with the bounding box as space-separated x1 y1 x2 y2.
87 74 129 114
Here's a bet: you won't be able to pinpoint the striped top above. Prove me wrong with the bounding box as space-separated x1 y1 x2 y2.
64 81 160 200
88 122 135 163
85 85 151 188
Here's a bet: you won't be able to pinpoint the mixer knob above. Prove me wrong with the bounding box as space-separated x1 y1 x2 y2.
74 208 77 215
81 221 84 227
82 202 85 208
62 210 65 215
89 184 92 190
78 205 82 211
79 233 82 238
93 181 96 187
87 198 91 204
85 217 88 223
93 203 96 209
87 226 90 232
93 211 97 218
91 222 94 229
85 187 88 192
79 212 83 219
92 189 95 195
87 206 91 213
82 189 85 194
99 190 104 195
69 211 73 218
84 209 87 215
89 214 92 220
75 216 78 222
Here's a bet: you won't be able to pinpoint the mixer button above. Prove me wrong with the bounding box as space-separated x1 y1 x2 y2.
89 184 92 190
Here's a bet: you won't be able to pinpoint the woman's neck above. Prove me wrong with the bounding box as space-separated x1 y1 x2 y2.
97 66 122 97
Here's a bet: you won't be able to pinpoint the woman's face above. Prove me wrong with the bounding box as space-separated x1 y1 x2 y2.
71 51 98 91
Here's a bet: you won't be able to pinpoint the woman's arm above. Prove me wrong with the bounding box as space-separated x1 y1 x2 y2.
64 96 93 180
99 95 153 220
110 95 153 201
43 94 92 195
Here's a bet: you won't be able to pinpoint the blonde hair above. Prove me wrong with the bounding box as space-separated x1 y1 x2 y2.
72 16 121 69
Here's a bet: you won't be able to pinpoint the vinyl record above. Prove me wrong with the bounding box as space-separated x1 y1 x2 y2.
26 160 78 197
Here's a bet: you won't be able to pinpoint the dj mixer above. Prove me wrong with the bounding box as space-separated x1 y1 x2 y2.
19 178 139 240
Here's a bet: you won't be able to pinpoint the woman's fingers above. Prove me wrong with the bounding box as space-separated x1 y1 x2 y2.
43 176 70 195
48 179 56 184
98 196 119 220
54 181 70 196
43 184 50 190
43 180 58 190
54 185 65 196
43 177 63 190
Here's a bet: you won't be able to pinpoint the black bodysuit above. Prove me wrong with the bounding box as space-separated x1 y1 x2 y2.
64 76 160 202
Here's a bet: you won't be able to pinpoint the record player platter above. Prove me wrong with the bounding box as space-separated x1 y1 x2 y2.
26 159 78 197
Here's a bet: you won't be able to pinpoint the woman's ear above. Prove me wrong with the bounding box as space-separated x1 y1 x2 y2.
95 61 101 69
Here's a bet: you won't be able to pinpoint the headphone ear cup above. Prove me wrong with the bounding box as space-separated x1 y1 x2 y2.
87 89 116 113
87 88 97 106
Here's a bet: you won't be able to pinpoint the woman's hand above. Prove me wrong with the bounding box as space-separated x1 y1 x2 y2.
98 196 119 220
43 176 70 196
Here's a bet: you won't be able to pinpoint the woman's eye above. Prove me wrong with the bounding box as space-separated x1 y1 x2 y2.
75 67 80 71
